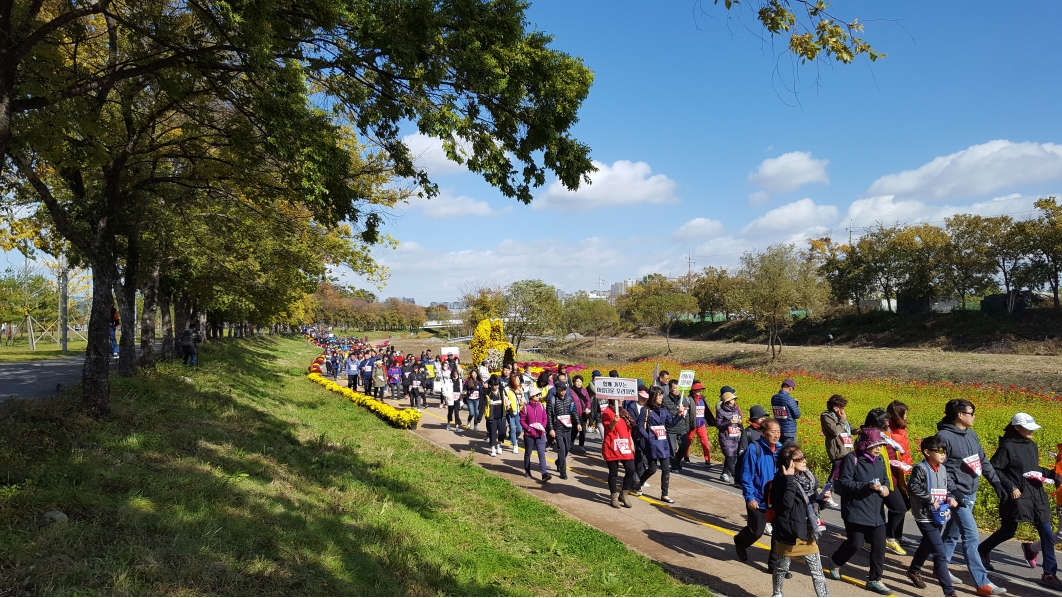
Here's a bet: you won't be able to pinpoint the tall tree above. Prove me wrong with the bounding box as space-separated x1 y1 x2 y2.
857 224 904 313
619 278 696 354
981 215 1028 314
942 215 997 311
738 243 826 359
503 279 561 355
1025 197 1062 309
560 294 620 336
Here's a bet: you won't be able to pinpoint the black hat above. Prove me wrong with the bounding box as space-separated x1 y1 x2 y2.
609 369 620 378
554 380 568 391
749 405 768 420
720 385 737 396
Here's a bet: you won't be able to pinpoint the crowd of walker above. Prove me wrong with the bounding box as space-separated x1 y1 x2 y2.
311 333 1062 598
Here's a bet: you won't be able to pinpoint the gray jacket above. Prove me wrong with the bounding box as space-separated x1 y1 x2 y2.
936 420 1003 502
908 460 949 522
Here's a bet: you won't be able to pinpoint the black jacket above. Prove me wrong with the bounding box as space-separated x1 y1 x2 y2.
990 432 1054 524
662 393 691 436
771 473 812 544
836 451 888 527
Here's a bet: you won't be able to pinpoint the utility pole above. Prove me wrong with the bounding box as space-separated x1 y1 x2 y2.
60 251 69 354
684 252 696 291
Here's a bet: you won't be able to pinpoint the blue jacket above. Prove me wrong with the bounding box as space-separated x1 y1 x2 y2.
740 437 781 508
636 405 680 459
770 390 800 436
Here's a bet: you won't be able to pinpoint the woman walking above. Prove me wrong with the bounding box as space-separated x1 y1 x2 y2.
978 413 1062 590
829 427 892 595
635 387 682 503
716 386 742 483
520 386 551 482
484 375 506 457
505 375 523 454
770 443 832 597
371 360 387 399
570 375 593 453
687 381 715 468
445 367 463 432
884 400 914 553
601 395 636 508
464 369 484 431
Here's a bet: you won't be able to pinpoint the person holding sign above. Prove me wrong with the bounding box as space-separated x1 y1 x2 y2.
905 434 958 596
635 387 681 503
771 378 801 445
663 380 693 474
599 394 635 508
686 381 715 469
547 381 579 480
978 413 1062 591
936 399 1007 597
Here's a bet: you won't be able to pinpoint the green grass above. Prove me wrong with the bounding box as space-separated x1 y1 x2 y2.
0 336 708 596
0 339 88 362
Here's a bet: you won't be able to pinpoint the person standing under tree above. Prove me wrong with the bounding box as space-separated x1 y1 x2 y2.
180 324 202 367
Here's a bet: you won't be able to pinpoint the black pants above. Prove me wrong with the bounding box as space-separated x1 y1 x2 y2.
373 386 384 400
909 520 955 594
832 521 886 582
632 446 647 486
570 423 585 448
554 431 572 475
734 506 779 571
486 416 504 447
608 459 635 494
640 457 671 496
670 432 691 471
446 403 461 425
722 455 736 477
347 374 357 389
885 488 910 540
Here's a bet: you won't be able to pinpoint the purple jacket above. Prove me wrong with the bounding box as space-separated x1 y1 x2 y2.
520 402 549 439
570 386 590 418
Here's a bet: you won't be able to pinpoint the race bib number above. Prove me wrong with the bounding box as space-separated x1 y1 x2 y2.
599 400 609 409
696 406 705 419
651 425 667 440
613 438 632 455
469 391 479 400
727 425 742 437
930 488 948 503
841 432 853 448
963 454 983 477
1024 471 1055 484
362 365 371 372
558 415 572 427
773 405 789 419
412 381 420 387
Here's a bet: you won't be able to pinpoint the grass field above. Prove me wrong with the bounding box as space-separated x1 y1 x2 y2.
0 339 88 362
607 359 1062 536
0 336 709 596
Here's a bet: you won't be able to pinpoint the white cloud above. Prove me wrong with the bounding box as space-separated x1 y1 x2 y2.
741 198 839 239
842 193 1048 228
672 217 724 243
535 159 679 211
405 189 510 219
866 140 1062 201
748 151 830 194
401 133 471 176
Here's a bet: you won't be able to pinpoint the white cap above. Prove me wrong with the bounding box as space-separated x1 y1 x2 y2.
528 386 542 399
1011 412 1041 430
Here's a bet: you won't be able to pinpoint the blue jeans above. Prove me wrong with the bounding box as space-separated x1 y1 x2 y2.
942 494 990 587
980 517 1057 576
507 413 522 446
109 326 118 355
466 399 481 426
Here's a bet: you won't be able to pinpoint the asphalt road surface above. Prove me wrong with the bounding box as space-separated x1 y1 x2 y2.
0 356 86 400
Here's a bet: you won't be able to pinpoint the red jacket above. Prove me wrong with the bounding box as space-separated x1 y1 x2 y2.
601 407 635 462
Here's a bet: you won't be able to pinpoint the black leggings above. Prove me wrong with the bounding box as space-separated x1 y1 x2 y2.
571 423 586 447
607 459 635 494
722 455 736 477
446 403 461 425
486 417 504 446
832 521 886 582
885 488 910 540
640 457 671 496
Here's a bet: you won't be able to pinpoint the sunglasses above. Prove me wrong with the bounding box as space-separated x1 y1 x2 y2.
927 448 947 455
793 456 807 462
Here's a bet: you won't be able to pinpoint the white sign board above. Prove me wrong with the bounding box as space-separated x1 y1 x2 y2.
595 377 639 401
678 370 695 396
440 347 460 358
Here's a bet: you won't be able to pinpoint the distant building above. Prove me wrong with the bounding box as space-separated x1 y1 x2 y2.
609 279 637 305
555 289 569 302
587 290 609 301
399 297 416 304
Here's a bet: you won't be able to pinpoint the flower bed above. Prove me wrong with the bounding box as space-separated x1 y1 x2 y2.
517 361 587 376
307 367 421 429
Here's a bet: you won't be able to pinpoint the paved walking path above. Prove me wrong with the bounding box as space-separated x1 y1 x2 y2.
367 391 1060 597
0 356 84 400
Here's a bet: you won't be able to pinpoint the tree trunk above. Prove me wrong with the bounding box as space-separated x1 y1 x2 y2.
84 262 114 417
139 265 159 368
174 294 190 339
113 277 137 377
159 291 173 360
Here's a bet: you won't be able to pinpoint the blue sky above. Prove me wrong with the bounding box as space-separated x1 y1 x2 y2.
359 0 1062 304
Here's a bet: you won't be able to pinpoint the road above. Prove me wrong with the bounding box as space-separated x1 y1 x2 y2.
0 356 85 400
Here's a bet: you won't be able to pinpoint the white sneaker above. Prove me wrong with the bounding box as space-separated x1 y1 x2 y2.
446 424 452 431
826 496 839 508
642 482 650 489
764 522 773 536
513 446 519 454
490 447 497 457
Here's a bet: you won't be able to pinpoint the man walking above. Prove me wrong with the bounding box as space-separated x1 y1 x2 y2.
734 418 781 572
936 399 1007 597
771 378 801 445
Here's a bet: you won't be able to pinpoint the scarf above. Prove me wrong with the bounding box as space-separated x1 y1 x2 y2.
795 470 822 541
